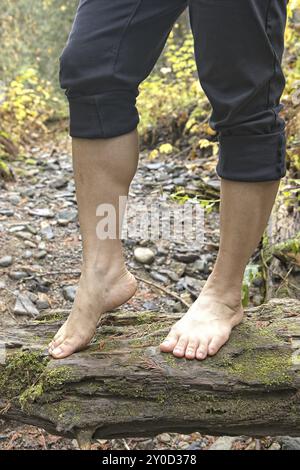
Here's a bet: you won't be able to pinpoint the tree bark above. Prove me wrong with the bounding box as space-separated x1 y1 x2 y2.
0 298 300 441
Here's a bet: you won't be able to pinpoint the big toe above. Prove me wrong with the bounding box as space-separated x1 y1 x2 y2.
48 335 65 353
50 340 77 359
160 330 179 352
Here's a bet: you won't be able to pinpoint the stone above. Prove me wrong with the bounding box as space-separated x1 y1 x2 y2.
63 285 77 302
36 293 51 310
34 250 47 260
15 231 33 241
23 250 33 259
13 293 39 317
8 271 28 281
142 301 159 311
173 252 199 263
0 255 13 267
149 271 168 284
29 208 55 218
268 442 281 450
159 433 171 443
57 209 78 225
50 177 68 189
40 221 54 240
278 436 300 450
209 436 239 451
0 208 14 216
9 194 21 205
134 247 155 264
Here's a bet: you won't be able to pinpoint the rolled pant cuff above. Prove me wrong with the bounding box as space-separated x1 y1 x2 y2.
216 131 286 182
67 91 139 139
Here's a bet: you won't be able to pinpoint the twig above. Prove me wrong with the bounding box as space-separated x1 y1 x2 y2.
122 439 130 451
135 275 191 308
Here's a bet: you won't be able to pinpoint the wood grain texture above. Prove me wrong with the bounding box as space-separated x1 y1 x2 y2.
0 298 299 441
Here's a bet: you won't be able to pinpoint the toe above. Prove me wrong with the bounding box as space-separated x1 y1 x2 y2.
185 338 199 360
160 329 179 352
208 333 229 356
49 335 64 352
173 336 189 358
50 341 75 359
196 338 209 360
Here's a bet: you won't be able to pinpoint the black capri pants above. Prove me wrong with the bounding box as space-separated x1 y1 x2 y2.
59 0 288 182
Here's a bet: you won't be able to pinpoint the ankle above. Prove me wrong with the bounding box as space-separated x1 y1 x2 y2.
81 257 127 280
202 272 242 306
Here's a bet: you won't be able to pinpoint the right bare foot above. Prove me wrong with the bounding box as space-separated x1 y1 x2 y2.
48 265 137 359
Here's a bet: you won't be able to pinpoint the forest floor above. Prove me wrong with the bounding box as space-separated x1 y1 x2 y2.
1 131 296 450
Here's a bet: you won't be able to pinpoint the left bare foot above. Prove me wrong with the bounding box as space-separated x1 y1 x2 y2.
160 280 243 360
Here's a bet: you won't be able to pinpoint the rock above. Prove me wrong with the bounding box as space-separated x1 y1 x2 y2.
0 281 6 289
187 259 209 275
171 261 186 278
149 271 168 284
0 208 14 216
13 293 39 317
268 442 281 450
134 247 155 264
278 436 300 450
36 293 51 310
8 225 27 233
0 255 13 267
15 231 33 241
57 209 78 225
165 270 179 282
34 250 48 260
178 440 189 449
209 436 239 451
50 177 68 189
23 250 33 259
156 246 169 256
63 285 77 302
40 221 54 240
20 188 35 198
159 433 171 443
8 271 28 281
173 252 199 263
173 177 186 185
9 194 21 205
28 208 55 218
24 240 37 248
144 162 163 170
142 301 159 311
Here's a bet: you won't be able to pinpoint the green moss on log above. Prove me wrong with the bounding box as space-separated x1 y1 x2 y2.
0 349 74 410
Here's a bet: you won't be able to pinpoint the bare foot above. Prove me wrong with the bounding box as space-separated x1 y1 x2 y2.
48 265 137 358
160 280 243 360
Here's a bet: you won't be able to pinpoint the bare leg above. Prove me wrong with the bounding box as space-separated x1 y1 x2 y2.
160 179 279 360
49 130 139 358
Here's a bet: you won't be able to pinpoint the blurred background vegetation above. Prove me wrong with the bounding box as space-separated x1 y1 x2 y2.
0 0 299 174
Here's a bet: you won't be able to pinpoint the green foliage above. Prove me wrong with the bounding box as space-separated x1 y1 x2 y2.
138 31 204 134
0 68 60 155
242 264 260 307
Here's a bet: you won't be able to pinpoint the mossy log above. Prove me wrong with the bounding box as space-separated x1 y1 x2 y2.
0 298 300 441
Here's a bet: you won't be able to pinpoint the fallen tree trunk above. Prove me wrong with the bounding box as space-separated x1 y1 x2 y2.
0 298 300 442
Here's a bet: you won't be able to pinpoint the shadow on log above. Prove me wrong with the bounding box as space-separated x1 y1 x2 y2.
0 298 300 442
